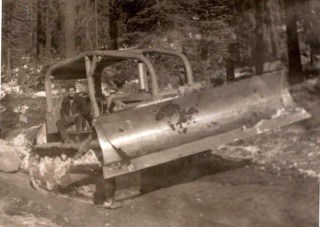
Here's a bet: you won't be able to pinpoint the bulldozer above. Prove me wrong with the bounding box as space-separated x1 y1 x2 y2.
28 48 310 206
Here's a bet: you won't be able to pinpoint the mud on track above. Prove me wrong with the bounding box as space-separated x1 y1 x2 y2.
0 154 318 227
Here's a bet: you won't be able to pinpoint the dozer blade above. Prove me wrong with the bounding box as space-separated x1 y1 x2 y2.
95 71 311 179
103 106 309 178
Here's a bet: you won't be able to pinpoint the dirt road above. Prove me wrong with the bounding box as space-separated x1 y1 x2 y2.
0 155 318 227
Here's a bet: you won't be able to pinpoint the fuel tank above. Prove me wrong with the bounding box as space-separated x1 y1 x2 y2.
93 72 309 175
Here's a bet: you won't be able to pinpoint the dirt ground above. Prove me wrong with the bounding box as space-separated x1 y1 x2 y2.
0 157 318 227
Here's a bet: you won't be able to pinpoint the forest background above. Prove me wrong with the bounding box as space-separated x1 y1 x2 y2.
1 0 320 90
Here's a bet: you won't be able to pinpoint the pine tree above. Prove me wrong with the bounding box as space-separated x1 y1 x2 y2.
9 0 34 67
2 0 15 81
109 0 119 50
64 0 76 57
264 0 279 61
300 0 320 74
254 0 264 75
284 0 303 84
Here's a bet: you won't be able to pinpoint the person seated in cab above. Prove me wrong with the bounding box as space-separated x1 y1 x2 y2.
56 85 88 143
105 89 127 113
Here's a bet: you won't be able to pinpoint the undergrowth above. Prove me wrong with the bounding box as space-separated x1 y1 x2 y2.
0 91 46 138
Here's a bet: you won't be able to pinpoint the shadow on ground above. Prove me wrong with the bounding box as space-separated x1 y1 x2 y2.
140 151 251 194
58 151 252 206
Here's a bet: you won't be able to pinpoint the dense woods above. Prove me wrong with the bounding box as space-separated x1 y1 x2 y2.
2 0 320 87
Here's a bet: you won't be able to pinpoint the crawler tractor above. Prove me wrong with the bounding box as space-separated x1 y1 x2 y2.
29 49 310 205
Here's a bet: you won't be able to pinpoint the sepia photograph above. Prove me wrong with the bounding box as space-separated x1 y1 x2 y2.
0 0 319 226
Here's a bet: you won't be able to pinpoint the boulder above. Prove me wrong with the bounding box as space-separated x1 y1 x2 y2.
12 134 27 147
0 140 21 172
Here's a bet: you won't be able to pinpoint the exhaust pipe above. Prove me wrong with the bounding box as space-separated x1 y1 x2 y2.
138 62 148 91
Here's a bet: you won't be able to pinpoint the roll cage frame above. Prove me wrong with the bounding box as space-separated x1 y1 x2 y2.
45 49 194 120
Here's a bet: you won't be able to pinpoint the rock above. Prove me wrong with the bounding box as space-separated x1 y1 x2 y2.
0 141 21 172
20 155 30 172
13 105 29 114
12 134 27 147
19 114 28 123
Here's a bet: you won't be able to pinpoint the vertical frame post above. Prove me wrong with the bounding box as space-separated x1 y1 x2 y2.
85 55 100 118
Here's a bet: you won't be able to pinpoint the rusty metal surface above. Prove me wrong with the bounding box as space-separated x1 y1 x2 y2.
93 72 310 178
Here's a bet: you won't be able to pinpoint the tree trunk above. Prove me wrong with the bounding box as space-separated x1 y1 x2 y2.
94 0 99 49
6 47 12 82
284 0 303 84
85 0 93 50
104 0 110 49
226 43 236 81
45 0 52 56
269 28 278 61
44 0 52 66
303 0 320 72
254 0 264 75
94 66 103 98
31 0 38 77
36 0 42 59
226 59 235 81
265 0 278 60
64 0 76 58
109 0 118 50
